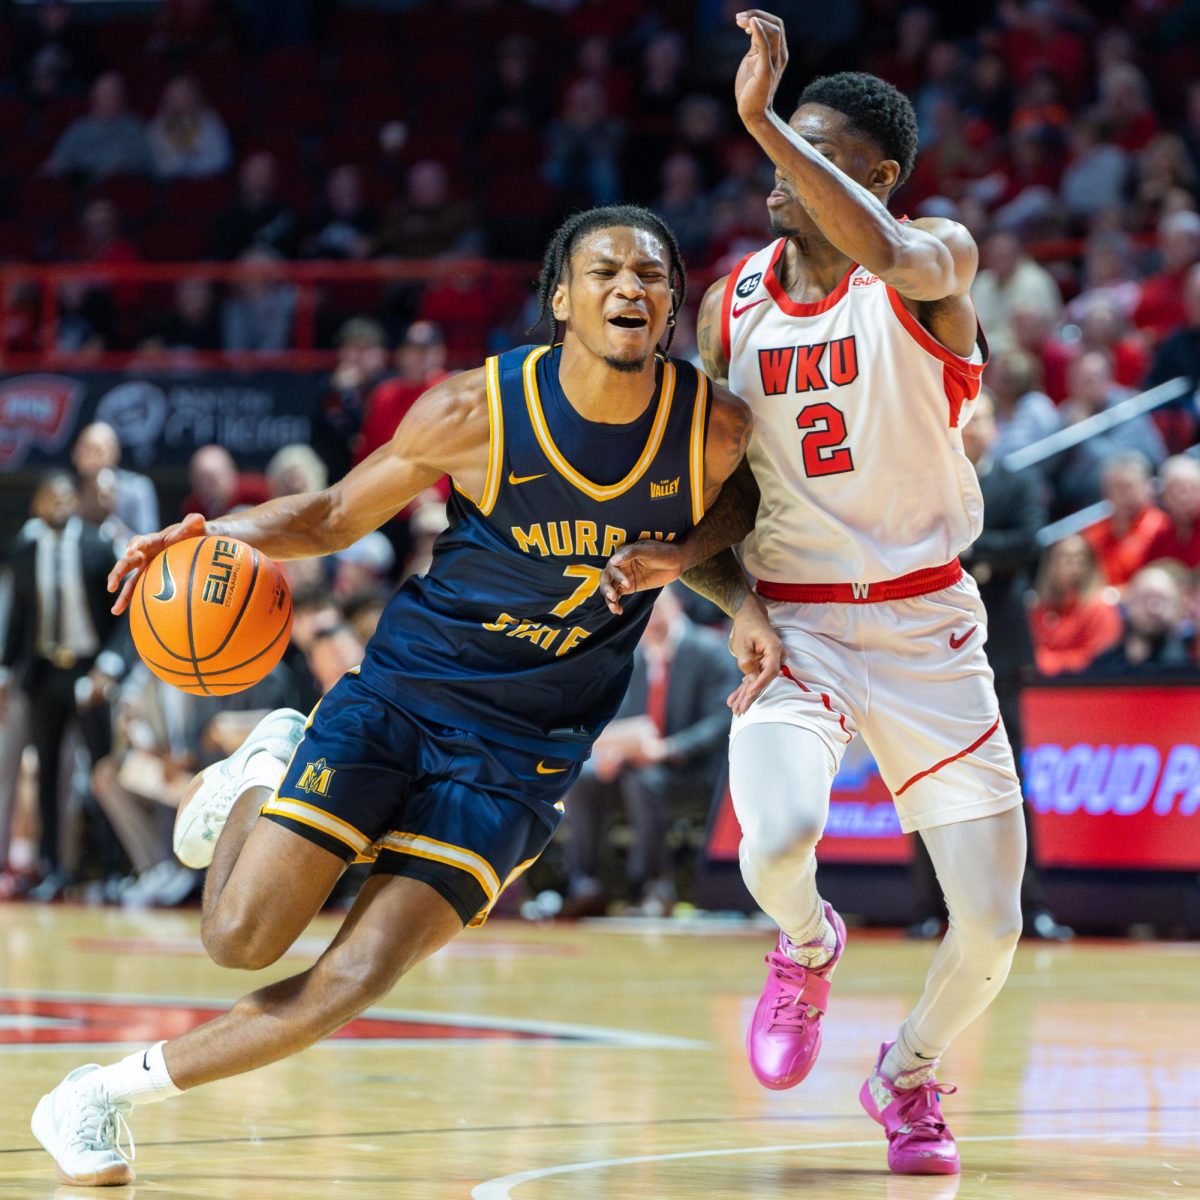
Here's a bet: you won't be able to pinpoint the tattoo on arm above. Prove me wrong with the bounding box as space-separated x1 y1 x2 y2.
681 550 751 617
696 280 728 384
688 456 759 568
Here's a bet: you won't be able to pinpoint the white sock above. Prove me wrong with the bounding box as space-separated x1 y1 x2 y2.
242 749 288 795
882 1022 940 1088
88 1041 183 1107
784 910 837 969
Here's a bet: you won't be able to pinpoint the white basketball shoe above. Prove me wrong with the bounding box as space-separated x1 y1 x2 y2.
173 707 306 869
31 1065 135 1186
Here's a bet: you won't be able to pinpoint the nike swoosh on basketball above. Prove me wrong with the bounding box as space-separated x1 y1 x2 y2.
949 626 977 650
153 554 175 602
508 471 547 485
732 297 768 318
536 761 568 775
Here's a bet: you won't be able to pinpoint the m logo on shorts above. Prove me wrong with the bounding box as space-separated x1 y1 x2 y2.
297 758 335 797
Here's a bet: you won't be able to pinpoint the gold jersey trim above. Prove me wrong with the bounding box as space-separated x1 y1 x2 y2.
689 368 709 525
521 345 676 502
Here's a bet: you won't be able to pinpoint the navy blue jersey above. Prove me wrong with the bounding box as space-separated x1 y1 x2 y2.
356 343 712 760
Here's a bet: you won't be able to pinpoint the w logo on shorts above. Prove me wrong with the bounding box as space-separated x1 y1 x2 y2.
296 758 335 797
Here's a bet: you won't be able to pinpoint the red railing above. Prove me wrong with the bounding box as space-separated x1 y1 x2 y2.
0 259 540 372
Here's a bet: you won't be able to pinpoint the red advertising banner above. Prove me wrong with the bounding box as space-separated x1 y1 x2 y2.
706 684 1200 871
1023 685 1200 870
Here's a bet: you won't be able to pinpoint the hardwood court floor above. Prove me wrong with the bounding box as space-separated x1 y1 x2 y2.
0 904 1196 1200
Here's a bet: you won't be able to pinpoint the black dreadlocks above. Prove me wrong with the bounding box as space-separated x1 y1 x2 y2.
531 205 688 354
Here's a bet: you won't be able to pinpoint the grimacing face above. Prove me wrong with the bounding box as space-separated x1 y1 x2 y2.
554 226 674 374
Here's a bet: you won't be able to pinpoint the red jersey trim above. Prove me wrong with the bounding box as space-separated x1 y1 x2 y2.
780 666 853 743
884 285 986 373
765 238 856 316
720 251 755 365
894 714 1002 797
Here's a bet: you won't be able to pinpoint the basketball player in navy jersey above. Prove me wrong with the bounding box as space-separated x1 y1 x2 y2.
32 205 753 1187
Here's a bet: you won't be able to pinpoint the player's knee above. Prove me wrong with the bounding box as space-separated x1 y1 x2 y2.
953 898 1022 958
745 811 824 869
202 912 284 971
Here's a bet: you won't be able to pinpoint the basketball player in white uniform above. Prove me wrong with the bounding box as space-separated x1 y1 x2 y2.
602 11 1025 1176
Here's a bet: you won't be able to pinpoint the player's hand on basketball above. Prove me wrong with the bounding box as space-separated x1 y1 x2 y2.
734 10 788 123
107 512 208 616
601 540 686 614
726 596 784 716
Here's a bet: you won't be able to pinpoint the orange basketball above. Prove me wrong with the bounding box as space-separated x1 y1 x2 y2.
129 535 293 696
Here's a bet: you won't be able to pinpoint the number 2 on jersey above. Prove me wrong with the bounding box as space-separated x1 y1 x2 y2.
796 402 854 477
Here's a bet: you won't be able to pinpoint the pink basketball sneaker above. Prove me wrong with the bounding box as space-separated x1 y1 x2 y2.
859 1041 960 1175
746 902 846 1090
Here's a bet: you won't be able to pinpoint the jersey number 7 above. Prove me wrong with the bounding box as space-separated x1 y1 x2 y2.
797 402 854 477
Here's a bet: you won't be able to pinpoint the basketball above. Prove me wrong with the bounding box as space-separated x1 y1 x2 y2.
128 535 292 696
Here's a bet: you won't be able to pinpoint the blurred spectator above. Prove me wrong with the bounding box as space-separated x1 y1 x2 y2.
871 6 938 99
472 34 552 141
1059 116 1130 222
560 587 739 917
63 198 143 315
997 6 1086 99
972 229 1062 355
654 153 712 260
180 444 269 520
1095 63 1159 154
986 350 1059 459
623 32 689 196
1055 350 1166 511
315 317 391 480
1082 453 1171 588
265 443 327 500
375 160 482 259
1131 134 1197 232
13 0 98 101
330 534 396 603
1146 262 1200 395
1142 454 1200 569
44 71 154 182
302 165 376 261
1043 296 1150 404
143 278 223 352
221 246 297 352
543 78 624 207
70 422 159 538
674 94 729 189
1133 210 1200 347
402 495 450 579
54 277 115 355
1029 534 1123 676
1084 565 1195 677
1068 232 1143 323
357 321 452 465
147 75 233 179
213 151 299 260
0 474 126 896
342 590 388 647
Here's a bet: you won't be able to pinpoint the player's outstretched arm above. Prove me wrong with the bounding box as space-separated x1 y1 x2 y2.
732 11 977 303
107 371 490 615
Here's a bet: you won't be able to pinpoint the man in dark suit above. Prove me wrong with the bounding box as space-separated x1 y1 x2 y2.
562 585 740 916
0 473 129 895
909 390 1073 940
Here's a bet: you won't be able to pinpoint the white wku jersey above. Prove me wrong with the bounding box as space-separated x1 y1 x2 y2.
722 238 988 586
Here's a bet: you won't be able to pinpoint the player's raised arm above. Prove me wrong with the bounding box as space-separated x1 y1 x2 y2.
732 11 977 304
107 371 490 614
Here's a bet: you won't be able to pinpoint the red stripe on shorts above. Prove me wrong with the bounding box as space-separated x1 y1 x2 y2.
894 714 1002 797
780 665 852 743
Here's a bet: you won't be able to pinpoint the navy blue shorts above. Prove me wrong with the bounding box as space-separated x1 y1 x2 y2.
261 670 579 926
